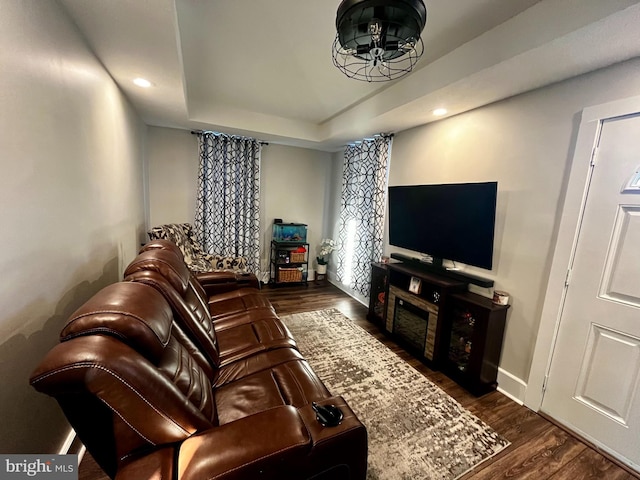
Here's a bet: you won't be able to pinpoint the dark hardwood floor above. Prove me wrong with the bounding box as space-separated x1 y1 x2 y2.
78 281 638 480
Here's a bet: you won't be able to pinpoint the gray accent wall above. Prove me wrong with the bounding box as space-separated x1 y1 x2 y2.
0 2 147 453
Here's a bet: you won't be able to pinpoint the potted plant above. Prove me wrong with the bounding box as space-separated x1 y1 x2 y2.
316 238 336 275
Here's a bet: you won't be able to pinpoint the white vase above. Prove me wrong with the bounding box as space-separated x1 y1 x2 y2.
316 264 327 275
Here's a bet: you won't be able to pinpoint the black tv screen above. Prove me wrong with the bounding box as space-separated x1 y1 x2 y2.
388 182 497 270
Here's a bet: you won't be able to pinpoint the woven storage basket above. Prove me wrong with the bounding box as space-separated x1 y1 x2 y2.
290 252 305 263
279 267 303 282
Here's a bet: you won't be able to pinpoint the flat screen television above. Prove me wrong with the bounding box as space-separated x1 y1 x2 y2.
388 182 497 270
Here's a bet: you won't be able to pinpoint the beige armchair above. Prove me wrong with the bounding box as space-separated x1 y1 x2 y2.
147 223 247 273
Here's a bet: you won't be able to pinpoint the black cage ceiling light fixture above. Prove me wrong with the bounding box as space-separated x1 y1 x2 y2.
332 0 427 82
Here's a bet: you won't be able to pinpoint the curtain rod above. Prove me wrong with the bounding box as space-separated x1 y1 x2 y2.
190 130 269 146
344 132 394 147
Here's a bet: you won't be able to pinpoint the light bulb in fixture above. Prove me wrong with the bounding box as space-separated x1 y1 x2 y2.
133 77 152 88
433 108 447 116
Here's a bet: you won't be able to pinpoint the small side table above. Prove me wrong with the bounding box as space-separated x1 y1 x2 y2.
314 272 328 285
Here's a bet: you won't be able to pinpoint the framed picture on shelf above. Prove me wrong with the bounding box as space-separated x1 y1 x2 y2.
409 276 422 294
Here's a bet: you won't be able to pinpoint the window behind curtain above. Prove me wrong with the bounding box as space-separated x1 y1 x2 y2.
336 135 392 297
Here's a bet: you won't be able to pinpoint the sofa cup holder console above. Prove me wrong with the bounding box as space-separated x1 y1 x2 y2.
312 402 344 427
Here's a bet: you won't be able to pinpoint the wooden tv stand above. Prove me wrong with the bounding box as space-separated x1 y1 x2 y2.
368 261 509 395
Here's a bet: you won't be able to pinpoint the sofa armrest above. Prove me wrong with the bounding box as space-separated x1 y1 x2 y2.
178 406 310 480
296 397 368 480
116 448 174 480
196 271 260 296
178 399 367 480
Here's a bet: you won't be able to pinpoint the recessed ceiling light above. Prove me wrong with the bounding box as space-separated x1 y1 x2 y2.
433 108 447 116
133 77 152 88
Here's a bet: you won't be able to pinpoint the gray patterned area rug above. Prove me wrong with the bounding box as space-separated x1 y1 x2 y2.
281 308 510 480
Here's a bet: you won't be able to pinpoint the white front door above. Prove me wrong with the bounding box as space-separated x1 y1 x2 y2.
542 112 640 470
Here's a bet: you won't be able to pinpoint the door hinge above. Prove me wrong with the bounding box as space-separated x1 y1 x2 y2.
564 268 572 287
542 374 549 394
590 146 599 167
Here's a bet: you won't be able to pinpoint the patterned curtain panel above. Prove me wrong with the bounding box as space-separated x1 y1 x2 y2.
194 132 262 274
336 135 392 297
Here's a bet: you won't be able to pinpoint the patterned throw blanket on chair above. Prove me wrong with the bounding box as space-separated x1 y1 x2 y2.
148 223 247 273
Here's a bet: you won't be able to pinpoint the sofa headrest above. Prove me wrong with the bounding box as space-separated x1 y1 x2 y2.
124 250 190 295
139 239 184 262
61 282 173 362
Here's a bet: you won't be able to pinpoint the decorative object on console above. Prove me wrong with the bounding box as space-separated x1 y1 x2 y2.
408 276 422 294
492 290 510 305
282 308 510 479
332 0 427 82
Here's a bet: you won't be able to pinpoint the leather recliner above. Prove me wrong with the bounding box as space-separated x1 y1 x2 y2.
124 248 295 368
30 243 368 480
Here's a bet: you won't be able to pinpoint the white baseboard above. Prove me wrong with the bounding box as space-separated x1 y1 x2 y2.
496 368 527 405
328 278 368 307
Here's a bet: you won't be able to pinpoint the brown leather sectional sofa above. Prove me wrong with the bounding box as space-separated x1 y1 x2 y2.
30 240 367 480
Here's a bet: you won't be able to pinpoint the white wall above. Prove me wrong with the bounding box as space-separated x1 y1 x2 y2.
385 57 640 396
0 1 147 453
147 127 199 228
